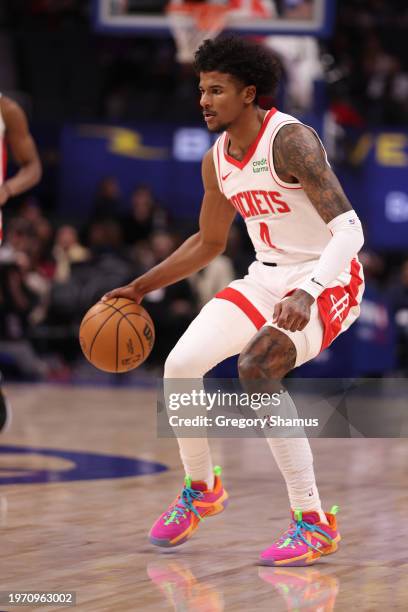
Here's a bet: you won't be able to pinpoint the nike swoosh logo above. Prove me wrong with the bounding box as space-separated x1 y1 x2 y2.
222 171 232 181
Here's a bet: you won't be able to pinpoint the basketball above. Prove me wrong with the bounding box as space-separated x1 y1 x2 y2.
79 298 155 373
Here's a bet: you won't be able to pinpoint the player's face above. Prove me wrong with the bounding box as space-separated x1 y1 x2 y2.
199 71 253 133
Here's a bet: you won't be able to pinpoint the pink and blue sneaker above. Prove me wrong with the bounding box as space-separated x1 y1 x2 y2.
149 466 229 548
260 506 340 567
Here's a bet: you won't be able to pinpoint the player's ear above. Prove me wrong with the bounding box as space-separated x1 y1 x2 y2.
243 85 256 105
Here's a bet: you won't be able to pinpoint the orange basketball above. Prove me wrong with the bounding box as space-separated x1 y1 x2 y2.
79 298 155 373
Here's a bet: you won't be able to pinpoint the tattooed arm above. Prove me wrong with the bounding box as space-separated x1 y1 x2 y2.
271 124 364 333
273 123 352 222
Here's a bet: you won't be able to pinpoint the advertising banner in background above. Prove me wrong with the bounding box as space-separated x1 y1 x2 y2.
60 124 408 251
339 129 408 250
59 123 211 219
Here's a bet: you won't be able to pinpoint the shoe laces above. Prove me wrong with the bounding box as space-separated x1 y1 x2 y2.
164 477 204 525
277 509 334 553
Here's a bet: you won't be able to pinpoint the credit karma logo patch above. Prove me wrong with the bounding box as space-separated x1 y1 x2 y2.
252 158 268 173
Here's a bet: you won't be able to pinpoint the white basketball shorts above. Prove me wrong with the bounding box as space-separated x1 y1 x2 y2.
215 258 365 367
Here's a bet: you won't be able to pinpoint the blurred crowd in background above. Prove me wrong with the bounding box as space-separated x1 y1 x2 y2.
0 182 256 379
1 0 407 123
0 0 407 380
326 0 408 128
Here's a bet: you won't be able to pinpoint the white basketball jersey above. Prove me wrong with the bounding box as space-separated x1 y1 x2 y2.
0 94 6 243
213 108 332 265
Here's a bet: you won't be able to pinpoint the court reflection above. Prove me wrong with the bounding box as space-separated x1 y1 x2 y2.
258 566 339 611
147 560 224 612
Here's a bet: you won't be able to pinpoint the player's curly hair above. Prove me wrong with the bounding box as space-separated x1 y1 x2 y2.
193 35 280 101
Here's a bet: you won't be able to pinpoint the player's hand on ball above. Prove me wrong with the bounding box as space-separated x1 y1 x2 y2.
102 282 144 304
273 290 314 332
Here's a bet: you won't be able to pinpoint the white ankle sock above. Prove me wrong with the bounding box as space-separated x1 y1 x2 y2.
177 437 214 489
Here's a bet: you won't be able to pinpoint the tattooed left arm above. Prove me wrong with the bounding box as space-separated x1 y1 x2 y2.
272 124 364 332
274 123 352 222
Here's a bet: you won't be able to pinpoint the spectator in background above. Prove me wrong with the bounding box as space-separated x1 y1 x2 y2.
80 218 135 301
87 218 125 257
0 217 51 328
143 230 197 366
90 176 122 222
52 224 90 282
129 240 156 274
17 197 55 277
53 218 130 308
18 196 43 225
121 184 168 245
0 246 47 380
366 56 408 124
327 8 408 129
362 32 408 124
0 217 34 263
15 247 50 327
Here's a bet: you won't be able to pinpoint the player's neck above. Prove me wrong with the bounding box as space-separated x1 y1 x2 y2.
226 106 268 162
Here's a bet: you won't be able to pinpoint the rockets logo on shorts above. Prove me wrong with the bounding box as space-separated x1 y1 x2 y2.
316 259 363 351
329 293 350 323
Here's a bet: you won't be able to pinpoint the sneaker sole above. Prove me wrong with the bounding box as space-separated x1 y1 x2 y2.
259 535 341 567
149 535 189 548
259 554 321 568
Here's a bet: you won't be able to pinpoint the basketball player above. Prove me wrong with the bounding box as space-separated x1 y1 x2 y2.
104 36 364 566
0 94 42 431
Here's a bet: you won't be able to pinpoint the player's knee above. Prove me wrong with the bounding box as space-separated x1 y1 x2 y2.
164 350 189 378
238 352 288 379
238 330 296 380
164 348 206 378
237 353 263 379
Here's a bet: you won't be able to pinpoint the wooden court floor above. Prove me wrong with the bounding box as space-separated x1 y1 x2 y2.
1 384 407 611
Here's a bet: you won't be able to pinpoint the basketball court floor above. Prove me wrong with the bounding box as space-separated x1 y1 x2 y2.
1 383 407 611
